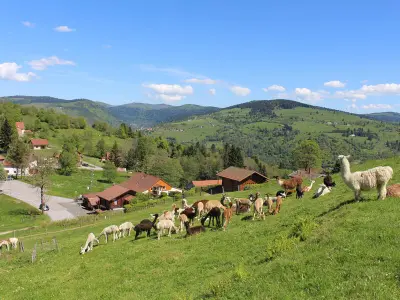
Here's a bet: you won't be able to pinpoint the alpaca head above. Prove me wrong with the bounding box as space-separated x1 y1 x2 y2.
337 155 351 163
80 246 86 255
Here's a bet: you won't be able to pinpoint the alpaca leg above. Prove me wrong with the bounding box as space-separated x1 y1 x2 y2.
105 234 108 244
157 230 161 240
378 183 387 200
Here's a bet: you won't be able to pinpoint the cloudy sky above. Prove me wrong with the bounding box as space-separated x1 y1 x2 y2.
1 0 400 112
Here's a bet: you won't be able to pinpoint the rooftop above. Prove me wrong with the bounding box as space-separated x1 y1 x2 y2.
30 139 49 146
191 180 221 187
96 185 130 201
217 166 267 182
120 172 164 193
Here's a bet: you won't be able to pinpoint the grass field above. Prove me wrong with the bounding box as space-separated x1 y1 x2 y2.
0 194 50 233
0 157 399 299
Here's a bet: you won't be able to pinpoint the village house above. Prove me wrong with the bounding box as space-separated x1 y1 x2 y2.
30 139 49 150
15 122 32 137
186 179 221 190
119 172 172 196
82 193 100 210
2 159 37 177
217 166 268 192
96 185 135 210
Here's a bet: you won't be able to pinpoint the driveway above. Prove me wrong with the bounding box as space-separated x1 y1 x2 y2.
1 180 88 221
79 161 103 171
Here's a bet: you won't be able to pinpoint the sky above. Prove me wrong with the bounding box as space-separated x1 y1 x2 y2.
1 0 400 113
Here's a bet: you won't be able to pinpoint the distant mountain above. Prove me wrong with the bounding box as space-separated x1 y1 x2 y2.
2 96 220 127
362 112 400 123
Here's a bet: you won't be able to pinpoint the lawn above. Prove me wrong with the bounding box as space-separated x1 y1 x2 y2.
0 157 399 299
0 194 50 233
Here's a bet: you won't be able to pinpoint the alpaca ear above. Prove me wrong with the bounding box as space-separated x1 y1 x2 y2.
346 155 351 159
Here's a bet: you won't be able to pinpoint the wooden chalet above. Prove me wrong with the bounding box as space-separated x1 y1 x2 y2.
82 193 100 210
119 172 172 196
186 179 221 190
96 185 134 210
217 167 268 192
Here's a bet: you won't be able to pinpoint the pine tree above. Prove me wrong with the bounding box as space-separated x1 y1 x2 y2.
0 118 13 151
110 141 123 167
96 139 106 158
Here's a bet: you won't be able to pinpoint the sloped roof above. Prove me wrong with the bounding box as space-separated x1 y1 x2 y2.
16 122 25 130
30 139 49 146
0 155 5 161
191 180 221 187
217 167 267 182
83 193 100 206
120 172 164 193
96 185 130 201
3 160 14 167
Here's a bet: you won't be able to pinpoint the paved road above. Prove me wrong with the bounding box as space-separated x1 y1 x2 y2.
79 161 103 171
1 180 88 221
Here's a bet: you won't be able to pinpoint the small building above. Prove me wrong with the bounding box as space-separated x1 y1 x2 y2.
120 172 172 196
82 193 100 210
30 139 49 150
96 185 134 210
2 160 37 177
16 122 25 137
186 179 221 190
216 167 268 192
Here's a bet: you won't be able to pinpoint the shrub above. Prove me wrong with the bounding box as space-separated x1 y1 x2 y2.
185 188 196 197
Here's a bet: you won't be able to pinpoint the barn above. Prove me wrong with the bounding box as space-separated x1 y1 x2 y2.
216 167 268 192
96 185 134 210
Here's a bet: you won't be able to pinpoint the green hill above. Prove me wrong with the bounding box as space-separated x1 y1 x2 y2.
151 100 400 167
0 157 399 299
362 112 400 123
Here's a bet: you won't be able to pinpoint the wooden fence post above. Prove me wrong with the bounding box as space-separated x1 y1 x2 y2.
53 237 59 252
32 243 37 263
19 241 24 252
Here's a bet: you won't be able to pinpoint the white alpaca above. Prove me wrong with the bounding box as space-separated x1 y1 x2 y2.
98 225 119 243
156 220 177 240
0 240 10 251
338 155 393 200
312 184 332 199
80 233 99 254
8 237 18 249
118 222 134 238
302 180 315 192
252 197 265 220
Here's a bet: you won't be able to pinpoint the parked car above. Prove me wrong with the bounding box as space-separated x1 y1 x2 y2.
39 203 50 211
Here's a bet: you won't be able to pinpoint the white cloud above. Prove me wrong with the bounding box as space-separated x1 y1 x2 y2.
28 56 76 70
0 62 36 82
360 83 400 95
361 104 393 110
335 90 367 100
295 88 322 103
324 80 346 88
157 94 185 102
184 78 217 84
209 88 216 95
142 83 193 95
22 21 35 28
54 26 75 32
263 84 286 92
230 85 251 96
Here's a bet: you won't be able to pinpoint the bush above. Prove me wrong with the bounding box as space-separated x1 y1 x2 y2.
135 193 150 202
185 188 196 197
160 192 169 198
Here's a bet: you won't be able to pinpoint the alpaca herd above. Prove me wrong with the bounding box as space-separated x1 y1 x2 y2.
79 154 396 254
0 237 19 252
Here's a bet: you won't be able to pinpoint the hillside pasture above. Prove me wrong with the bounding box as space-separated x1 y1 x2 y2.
0 158 399 299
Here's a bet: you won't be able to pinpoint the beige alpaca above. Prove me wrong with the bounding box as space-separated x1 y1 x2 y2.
204 200 226 214
156 220 177 240
0 240 10 251
98 225 119 243
8 237 18 249
302 180 315 192
252 197 265 220
80 233 99 254
119 222 134 238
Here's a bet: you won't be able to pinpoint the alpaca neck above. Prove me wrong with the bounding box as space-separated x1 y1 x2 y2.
152 215 158 224
309 181 315 188
340 158 352 180
277 178 284 186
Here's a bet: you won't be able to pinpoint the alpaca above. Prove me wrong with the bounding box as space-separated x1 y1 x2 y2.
201 207 222 228
234 197 252 215
192 200 208 218
159 205 176 221
181 198 191 209
323 173 336 188
273 196 283 215
252 197 265 220
312 184 332 199
204 200 225 214
222 203 233 231
387 184 400 197
80 233 99 254
179 207 196 225
220 194 231 206
8 237 18 249
302 180 316 192
338 155 393 200
275 176 303 193
156 219 177 240
184 221 206 237
98 225 119 243
264 191 286 214
296 185 304 199
118 222 134 238
0 240 10 251
134 214 159 240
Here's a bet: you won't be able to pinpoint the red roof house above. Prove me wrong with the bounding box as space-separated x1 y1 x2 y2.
96 185 133 210
16 122 25 137
120 172 172 195
30 139 49 150
217 166 268 192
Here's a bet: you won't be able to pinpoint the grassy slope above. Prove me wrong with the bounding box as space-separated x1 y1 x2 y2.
0 157 399 299
0 194 50 233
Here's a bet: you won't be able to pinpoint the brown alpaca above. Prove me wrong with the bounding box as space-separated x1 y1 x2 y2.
275 176 303 193
387 184 400 197
222 203 233 231
273 196 283 215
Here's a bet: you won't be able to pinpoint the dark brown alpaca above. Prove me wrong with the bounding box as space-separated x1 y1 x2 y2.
184 221 206 237
134 213 159 239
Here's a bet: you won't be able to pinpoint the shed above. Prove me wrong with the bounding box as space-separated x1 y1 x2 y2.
216 167 268 192
96 185 133 210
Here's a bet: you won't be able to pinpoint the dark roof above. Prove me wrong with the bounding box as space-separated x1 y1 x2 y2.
120 172 164 193
191 180 221 187
217 167 267 182
30 139 49 146
96 185 130 201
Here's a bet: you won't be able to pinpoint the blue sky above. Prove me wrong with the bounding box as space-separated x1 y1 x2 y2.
1 0 400 112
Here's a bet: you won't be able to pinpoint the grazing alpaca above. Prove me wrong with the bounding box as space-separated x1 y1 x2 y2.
302 180 316 192
264 191 286 214
312 184 332 199
204 200 225 214
0 240 10 251
323 173 336 188
275 176 303 193
201 207 222 228
118 222 134 238
80 233 99 254
296 185 304 199
98 225 119 243
387 184 400 197
178 207 197 231
134 214 159 240
159 205 177 221
338 155 393 200
156 219 177 240
8 237 18 249
192 200 208 218
234 197 252 215
222 203 233 231
184 221 206 237
252 197 265 220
